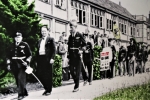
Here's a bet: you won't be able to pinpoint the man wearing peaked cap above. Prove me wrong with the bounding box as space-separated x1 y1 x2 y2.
68 19 86 92
6 31 32 100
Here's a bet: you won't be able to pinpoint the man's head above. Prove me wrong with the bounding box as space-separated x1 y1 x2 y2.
109 38 115 46
89 34 92 39
41 25 49 37
113 21 116 25
129 38 135 45
97 32 100 37
14 32 23 43
62 32 66 36
70 20 77 33
64 39 68 44
94 31 97 35
83 33 89 42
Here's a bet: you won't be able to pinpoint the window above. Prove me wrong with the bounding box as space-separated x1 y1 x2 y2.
55 22 66 42
118 18 127 34
148 32 150 40
137 29 139 37
40 0 50 4
56 0 66 10
133 28 135 36
119 23 121 32
124 25 126 34
106 14 115 31
131 27 133 36
72 1 87 24
121 24 123 33
107 19 109 29
91 8 104 28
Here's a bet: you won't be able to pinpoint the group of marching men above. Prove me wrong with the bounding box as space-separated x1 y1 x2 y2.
5 19 149 100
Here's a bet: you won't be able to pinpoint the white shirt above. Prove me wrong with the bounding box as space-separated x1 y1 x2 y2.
72 32 76 37
39 37 47 55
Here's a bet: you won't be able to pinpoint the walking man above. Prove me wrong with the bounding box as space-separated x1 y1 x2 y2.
36 25 56 96
118 45 127 76
68 19 86 92
6 32 32 100
82 33 94 86
127 38 137 76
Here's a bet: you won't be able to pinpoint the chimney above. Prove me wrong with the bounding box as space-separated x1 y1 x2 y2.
119 1 121 6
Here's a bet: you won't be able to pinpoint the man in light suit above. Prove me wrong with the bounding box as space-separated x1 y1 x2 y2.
36 25 56 96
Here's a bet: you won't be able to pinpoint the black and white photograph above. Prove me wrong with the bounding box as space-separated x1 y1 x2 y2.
0 0 150 100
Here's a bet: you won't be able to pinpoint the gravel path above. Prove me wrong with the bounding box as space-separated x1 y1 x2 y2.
2 58 150 100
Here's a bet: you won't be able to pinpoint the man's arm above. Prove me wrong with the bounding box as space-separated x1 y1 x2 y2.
58 44 66 54
79 33 86 49
24 42 32 64
50 38 56 60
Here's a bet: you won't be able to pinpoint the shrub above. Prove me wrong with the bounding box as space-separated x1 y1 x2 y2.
52 54 62 87
93 46 102 80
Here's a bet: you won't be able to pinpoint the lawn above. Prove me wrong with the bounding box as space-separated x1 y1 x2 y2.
94 81 150 100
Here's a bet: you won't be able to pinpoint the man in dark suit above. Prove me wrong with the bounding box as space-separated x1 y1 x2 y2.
68 19 86 92
6 32 32 100
36 25 56 96
127 38 137 76
142 45 148 73
118 45 127 76
82 33 94 86
92 31 98 44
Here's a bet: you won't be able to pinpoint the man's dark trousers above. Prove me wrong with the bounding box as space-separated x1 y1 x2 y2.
69 58 82 89
82 61 92 82
37 55 53 92
11 60 27 97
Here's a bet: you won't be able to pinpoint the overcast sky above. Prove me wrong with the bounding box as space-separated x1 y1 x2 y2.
110 0 150 17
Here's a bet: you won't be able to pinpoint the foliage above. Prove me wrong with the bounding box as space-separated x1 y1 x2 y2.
0 0 43 89
53 54 62 87
93 45 102 80
94 81 150 100
0 70 15 90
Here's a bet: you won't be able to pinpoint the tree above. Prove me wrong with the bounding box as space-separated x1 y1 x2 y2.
0 0 42 88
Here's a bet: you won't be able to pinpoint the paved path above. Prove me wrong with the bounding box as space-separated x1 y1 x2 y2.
2 57 150 100
2 72 150 100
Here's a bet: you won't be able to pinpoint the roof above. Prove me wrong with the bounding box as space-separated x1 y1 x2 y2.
87 0 135 20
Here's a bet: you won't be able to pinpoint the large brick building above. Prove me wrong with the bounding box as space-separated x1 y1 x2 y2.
29 0 150 48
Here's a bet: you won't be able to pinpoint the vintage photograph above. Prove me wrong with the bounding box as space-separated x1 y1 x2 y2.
0 0 150 100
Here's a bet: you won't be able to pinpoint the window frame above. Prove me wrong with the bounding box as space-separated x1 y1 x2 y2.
39 0 51 4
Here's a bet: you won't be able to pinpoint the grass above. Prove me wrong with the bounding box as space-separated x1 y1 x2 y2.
94 81 150 100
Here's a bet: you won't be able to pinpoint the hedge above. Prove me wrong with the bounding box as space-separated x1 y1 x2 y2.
93 46 102 80
52 54 62 87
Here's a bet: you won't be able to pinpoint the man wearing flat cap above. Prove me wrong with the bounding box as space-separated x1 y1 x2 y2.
68 19 86 92
6 32 32 100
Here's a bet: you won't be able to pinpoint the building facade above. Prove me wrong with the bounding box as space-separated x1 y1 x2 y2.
29 0 150 48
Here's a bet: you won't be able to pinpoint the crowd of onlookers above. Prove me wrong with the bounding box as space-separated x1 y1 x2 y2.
55 30 118 80
55 29 149 81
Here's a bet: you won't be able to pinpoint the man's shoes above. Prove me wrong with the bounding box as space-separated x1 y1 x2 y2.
18 96 24 100
72 88 79 92
89 82 92 85
24 92 28 97
42 91 51 96
83 80 87 86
